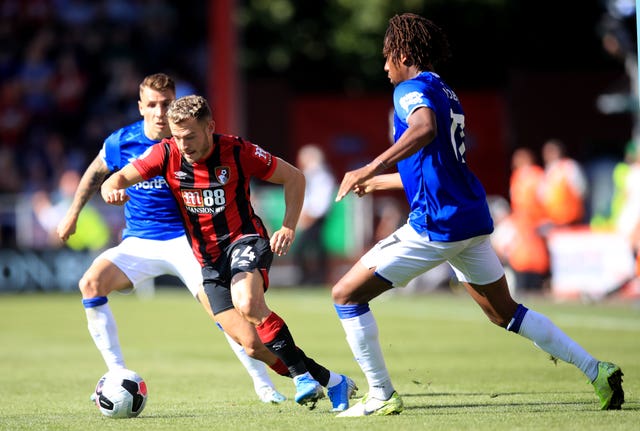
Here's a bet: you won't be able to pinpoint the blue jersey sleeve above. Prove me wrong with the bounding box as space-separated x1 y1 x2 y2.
100 121 186 241
393 80 429 124
101 129 125 173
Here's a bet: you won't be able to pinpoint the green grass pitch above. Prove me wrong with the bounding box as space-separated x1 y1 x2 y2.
0 287 638 430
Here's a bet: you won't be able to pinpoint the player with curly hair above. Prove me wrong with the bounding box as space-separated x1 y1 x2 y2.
332 13 624 416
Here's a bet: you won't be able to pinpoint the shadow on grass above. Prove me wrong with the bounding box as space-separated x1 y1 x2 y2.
398 391 639 412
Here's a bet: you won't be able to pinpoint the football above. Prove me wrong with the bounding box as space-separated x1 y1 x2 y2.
94 368 148 418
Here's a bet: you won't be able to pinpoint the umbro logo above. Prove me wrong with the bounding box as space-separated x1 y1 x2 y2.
272 340 286 350
174 171 188 180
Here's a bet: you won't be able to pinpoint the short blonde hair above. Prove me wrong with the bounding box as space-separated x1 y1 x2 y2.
167 95 212 124
139 73 175 97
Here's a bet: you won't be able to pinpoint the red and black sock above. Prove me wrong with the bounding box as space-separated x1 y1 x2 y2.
256 312 307 378
296 347 330 387
267 348 330 387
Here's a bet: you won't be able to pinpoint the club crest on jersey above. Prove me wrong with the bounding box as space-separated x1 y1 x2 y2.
215 166 230 185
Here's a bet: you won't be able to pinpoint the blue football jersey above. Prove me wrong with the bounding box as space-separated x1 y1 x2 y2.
392 72 493 241
100 120 184 240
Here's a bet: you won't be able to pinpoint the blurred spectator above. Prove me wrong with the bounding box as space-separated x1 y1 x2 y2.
493 212 550 293
0 78 30 149
293 144 336 285
590 140 637 229
509 147 546 225
22 131 80 193
613 143 640 247
56 0 97 27
52 49 88 136
539 138 588 227
492 148 550 293
18 27 56 118
31 169 110 250
0 147 20 193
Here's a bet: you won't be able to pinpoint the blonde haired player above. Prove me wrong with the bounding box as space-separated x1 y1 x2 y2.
57 73 286 404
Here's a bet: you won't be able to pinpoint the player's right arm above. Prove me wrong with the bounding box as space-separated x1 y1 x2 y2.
353 172 403 197
101 164 144 206
57 154 110 242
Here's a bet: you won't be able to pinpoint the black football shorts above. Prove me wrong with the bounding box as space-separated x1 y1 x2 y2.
202 235 274 315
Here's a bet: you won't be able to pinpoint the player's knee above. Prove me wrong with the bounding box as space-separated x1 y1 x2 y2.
233 298 249 315
79 273 107 297
331 280 352 305
79 274 94 297
234 302 263 325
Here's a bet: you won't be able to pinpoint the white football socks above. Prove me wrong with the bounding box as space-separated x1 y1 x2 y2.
517 308 599 381
339 310 395 400
222 331 276 393
85 302 126 370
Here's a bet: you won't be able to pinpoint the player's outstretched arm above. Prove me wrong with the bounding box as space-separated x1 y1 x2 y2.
57 155 110 242
353 173 403 197
100 164 144 206
336 107 435 202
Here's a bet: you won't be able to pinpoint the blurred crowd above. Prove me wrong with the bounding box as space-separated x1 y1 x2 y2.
1 1 639 297
0 0 204 196
491 138 640 293
488 1 640 296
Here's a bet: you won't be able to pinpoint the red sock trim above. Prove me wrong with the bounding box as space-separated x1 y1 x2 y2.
269 358 290 376
255 311 284 344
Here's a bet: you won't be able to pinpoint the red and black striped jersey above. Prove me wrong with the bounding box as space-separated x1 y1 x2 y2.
133 133 277 266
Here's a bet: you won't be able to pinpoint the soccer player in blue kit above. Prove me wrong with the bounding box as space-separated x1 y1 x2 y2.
331 13 624 416
57 73 286 404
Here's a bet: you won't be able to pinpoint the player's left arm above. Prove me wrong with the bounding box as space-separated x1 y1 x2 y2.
101 164 145 206
264 157 305 256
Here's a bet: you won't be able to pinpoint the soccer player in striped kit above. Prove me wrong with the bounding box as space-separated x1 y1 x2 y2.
58 73 285 404
101 94 356 411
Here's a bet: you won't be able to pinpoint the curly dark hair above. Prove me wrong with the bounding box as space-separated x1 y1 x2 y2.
382 13 451 71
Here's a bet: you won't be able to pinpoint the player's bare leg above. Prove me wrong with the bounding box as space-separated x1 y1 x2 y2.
200 294 287 403
220 330 286 403
332 262 393 305
200 296 280 365
463 276 517 327
230 270 326 408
